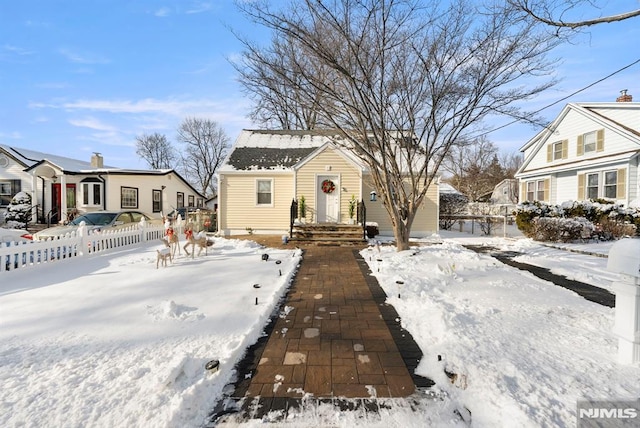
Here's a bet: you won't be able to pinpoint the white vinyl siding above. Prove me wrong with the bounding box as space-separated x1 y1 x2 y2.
523 107 638 171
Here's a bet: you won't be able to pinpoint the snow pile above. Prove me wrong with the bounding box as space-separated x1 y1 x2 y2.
363 239 640 427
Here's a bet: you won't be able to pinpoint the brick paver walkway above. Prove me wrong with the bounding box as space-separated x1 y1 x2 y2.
209 241 434 424
248 245 415 398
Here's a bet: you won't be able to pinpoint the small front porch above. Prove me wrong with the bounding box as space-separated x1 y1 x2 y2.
290 223 367 245
289 198 370 245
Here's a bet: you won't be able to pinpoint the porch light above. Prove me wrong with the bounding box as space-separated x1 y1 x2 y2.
51 174 58 183
370 191 377 202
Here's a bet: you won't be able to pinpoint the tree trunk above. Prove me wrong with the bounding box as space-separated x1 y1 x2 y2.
393 221 411 251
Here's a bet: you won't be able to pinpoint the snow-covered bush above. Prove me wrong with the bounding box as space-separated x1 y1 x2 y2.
515 199 640 241
595 218 637 240
4 191 32 229
532 216 594 242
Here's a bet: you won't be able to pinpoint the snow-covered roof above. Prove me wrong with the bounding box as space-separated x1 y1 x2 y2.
221 129 348 171
439 182 463 194
0 144 118 171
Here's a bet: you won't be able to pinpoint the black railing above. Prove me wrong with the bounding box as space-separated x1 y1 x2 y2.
46 209 58 227
290 198 298 237
357 200 366 240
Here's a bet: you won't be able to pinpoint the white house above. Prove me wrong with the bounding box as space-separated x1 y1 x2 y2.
515 91 639 206
217 129 439 237
0 145 205 225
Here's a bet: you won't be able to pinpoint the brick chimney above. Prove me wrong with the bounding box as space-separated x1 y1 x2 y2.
616 89 633 102
91 152 104 168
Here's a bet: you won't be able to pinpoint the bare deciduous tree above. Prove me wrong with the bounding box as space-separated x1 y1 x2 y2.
237 0 560 250
135 133 177 169
176 118 229 198
443 137 503 201
232 32 331 130
508 0 640 29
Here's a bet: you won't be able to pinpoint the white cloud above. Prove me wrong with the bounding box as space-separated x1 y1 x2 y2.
0 131 23 140
58 48 110 65
53 97 242 119
186 2 212 14
36 82 70 89
69 117 118 132
3 44 35 56
154 7 171 17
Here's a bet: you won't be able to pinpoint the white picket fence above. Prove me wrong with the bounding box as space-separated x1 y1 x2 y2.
0 220 168 274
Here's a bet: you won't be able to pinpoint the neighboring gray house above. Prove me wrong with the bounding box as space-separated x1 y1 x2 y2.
515 92 639 206
489 179 518 205
0 145 205 225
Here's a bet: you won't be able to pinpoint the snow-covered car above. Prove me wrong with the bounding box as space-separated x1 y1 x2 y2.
0 228 33 243
31 210 161 240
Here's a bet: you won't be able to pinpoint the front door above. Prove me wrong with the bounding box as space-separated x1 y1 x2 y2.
52 183 76 224
316 175 340 223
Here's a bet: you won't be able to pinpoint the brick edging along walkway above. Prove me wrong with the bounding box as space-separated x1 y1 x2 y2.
230 245 433 400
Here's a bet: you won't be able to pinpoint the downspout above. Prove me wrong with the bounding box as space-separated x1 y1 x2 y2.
97 173 107 210
39 176 45 223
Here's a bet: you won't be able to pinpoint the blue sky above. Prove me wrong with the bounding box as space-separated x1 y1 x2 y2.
1 1 639 170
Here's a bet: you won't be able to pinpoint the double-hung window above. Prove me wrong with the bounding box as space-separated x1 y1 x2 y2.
553 141 564 160
586 173 599 199
583 131 596 154
257 179 272 206
604 170 618 199
152 189 162 213
525 179 546 202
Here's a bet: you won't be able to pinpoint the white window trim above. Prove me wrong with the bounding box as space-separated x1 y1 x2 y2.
80 182 103 207
256 178 274 207
583 131 596 154
603 170 618 200
552 141 563 161
121 187 138 209
525 179 545 202
586 172 599 200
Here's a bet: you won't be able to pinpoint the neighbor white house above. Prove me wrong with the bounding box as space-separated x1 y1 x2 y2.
0 145 205 225
515 91 639 207
217 129 439 236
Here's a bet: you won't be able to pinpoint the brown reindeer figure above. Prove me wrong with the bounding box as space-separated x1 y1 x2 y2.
183 228 212 258
164 225 180 256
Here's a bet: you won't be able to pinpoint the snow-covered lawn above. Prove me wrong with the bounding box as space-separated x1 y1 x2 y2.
1 233 638 427
1 238 302 427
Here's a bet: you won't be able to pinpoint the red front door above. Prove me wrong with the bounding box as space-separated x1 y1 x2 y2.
51 183 76 224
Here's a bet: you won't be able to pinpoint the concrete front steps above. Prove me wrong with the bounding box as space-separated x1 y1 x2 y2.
291 223 366 245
